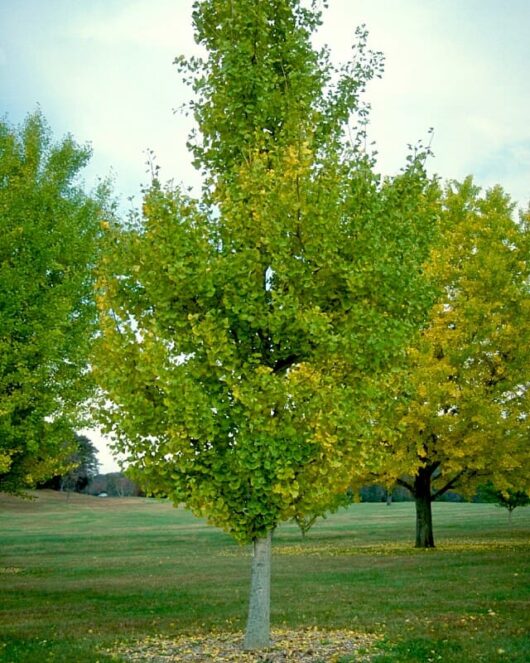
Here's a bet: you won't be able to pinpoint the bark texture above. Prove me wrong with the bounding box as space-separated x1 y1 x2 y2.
414 466 435 548
244 532 272 650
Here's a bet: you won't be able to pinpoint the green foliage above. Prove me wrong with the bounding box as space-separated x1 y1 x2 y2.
178 1 384 180
0 112 107 494
478 483 530 514
95 0 439 544
40 434 100 492
496 491 530 514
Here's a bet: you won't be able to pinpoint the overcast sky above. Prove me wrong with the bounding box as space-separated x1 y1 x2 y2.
2 0 529 472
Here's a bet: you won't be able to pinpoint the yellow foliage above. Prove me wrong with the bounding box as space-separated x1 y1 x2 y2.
383 179 530 497
0 452 12 474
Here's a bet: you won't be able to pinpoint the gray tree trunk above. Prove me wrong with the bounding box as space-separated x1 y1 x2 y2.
244 531 272 650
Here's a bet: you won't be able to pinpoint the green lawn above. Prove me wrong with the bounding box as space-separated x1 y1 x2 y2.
0 491 528 662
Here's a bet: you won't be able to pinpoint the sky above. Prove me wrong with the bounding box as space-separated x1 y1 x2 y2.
2 0 529 472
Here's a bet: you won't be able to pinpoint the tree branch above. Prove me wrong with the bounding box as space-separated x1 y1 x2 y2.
396 477 414 494
431 469 469 501
272 354 300 374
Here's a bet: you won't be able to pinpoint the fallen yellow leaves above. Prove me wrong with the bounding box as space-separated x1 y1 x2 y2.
114 627 382 662
217 538 528 559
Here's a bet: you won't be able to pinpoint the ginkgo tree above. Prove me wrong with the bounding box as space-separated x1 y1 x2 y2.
381 179 530 548
0 112 106 495
95 0 439 649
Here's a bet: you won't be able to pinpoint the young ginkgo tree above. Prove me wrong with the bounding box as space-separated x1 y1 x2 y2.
95 0 438 649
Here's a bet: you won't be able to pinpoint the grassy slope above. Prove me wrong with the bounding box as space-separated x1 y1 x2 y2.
0 491 528 662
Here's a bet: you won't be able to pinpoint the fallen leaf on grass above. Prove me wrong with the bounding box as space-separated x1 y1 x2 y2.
218 538 529 559
115 627 382 662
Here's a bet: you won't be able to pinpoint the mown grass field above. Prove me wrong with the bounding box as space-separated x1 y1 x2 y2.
0 491 528 662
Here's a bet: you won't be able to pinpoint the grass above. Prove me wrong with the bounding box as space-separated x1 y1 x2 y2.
0 491 528 662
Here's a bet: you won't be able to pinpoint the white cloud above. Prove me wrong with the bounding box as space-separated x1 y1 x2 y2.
3 0 527 205
17 0 202 202
73 0 196 51
316 0 530 205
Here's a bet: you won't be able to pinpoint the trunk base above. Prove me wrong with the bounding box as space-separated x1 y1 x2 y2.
414 468 435 548
415 497 435 548
244 532 272 650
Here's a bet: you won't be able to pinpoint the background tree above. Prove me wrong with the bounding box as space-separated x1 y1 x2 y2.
382 180 530 547
477 482 530 523
95 0 438 649
40 434 100 493
0 112 107 495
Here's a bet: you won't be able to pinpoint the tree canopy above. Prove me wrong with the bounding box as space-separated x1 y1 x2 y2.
95 0 439 648
383 179 530 546
0 112 106 495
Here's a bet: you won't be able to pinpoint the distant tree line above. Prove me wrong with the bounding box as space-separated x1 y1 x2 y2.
85 472 143 497
360 485 477 504
38 433 142 496
358 483 529 521
42 469 142 498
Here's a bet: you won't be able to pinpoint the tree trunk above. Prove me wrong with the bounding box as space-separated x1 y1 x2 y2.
414 467 435 548
244 531 272 650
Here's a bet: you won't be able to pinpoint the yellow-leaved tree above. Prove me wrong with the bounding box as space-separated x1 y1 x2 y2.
382 179 530 547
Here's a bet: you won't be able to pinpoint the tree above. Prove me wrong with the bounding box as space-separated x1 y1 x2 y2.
494 490 530 521
0 112 107 495
478 483 530 523
40 434 100 493
95 0 438 649
382 180 530 547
